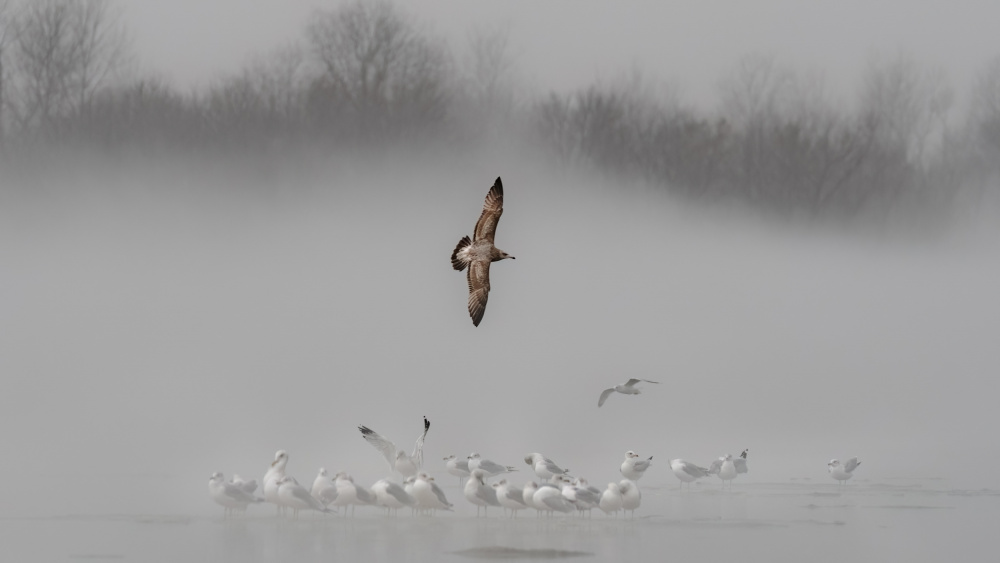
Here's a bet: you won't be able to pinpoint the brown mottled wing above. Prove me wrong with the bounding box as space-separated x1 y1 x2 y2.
467 259 492 326
473 177 504 243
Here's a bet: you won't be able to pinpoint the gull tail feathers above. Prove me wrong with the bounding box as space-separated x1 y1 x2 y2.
451 236 472 271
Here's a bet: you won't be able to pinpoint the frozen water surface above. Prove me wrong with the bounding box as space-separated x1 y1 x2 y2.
1 479 996 562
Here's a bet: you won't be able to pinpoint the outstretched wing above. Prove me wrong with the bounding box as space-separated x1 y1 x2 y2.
598 388 615 407
358 426 398 470
734 457 748 474
473 177 504 243
624 378 659 387
845 457 861 473
707 459 723 475
411 416 430 468
467 260 491 326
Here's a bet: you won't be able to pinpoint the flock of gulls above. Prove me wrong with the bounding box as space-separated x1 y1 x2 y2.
208 178 863 519
209 418 863 519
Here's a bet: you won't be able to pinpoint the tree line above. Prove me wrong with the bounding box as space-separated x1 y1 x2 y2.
1 0 999 217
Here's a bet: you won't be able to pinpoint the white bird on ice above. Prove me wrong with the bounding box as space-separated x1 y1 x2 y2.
598 378 659 407
708 451 748 490
412 472 453 513
618 479 641 519
444 454 471 484
209 472 262 518
262 450 289 515
524 453 571 481
371 479 416 515
532 480 575 515
598 482 623 517
277 476 333 518
310 467 338 508
332 472 376 516
359 416 430 477
669 459 710 489
828 457 861 485
464 469 501 516
620 451 653 481
468 452 518 478
493 479 528 518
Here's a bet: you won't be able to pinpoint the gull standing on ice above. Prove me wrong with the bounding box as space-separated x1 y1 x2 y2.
525 453 571 481
263 450 289 516
444 455 471 484
828 457 861 486
532 480 575 516
618 479 641 519
669 459 710 489
358 416 430 477
620 451 653 481
413 473 454 513
709 452 748 490
229 474 257 495
277 476 333 518
468 453 518 478
464 469 501 517
451 177 515 327
209 472 262 518
371 479 417 515
598 379 660 407
331 472 376 516
493 479 528 518
599 483 623 517
310 468 338 508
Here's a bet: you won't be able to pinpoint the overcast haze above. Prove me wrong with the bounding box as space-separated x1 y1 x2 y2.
2 1 999 561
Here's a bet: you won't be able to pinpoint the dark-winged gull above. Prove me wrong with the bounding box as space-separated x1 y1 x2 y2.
451 177 515 326
358 416 430 477
598 379 660 407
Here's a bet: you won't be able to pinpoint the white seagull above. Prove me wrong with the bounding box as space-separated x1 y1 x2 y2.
669 459 710 489
598 483 623 517
618 479 641 519
358 416 430 477
277 476 333 518
262 450 289 516
532 480 575 515
468 453 518 478
209 472 262 518
620 451 653 481
412 473 453 513
331 472 376 516
828 457 861 486
310 467 338 508
371 479 417 515
525 453 571 481
708 452 748 490
464 469 501 517
444 455 471 484
493 479 528 518
598 379 660 407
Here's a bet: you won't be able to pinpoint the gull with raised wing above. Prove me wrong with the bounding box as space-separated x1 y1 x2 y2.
828 457 861 486
358 416 430 477
598 379 659 407
451 177 515 327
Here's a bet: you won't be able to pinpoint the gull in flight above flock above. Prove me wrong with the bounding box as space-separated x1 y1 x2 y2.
359 416 430 477
451 177 515 326
598 379 660 407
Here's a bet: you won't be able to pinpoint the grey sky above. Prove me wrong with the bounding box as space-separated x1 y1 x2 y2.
126 0 1000 104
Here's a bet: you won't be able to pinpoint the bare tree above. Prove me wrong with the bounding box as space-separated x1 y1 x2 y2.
304 0 450 140
8 0 130 137
0 0 19 146
462 24 517 118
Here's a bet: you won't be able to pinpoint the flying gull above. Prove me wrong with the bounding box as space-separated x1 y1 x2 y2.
359 416 430 477
451 177 515 326
598 379 660 407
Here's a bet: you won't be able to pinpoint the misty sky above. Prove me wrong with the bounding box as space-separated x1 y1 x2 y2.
126 0 1000 104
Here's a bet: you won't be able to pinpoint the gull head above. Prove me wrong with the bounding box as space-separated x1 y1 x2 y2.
444 455 456 461
471 469 487 484
468 452 481 460
625 451 638 459
318 467 328 477
525 453 540 466
209 472 224 483
272 450 288 467
395 451 408 461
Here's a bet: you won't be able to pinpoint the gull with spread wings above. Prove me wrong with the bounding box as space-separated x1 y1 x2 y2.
451 177 515 326
358 417 430 477
598 378 660 407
